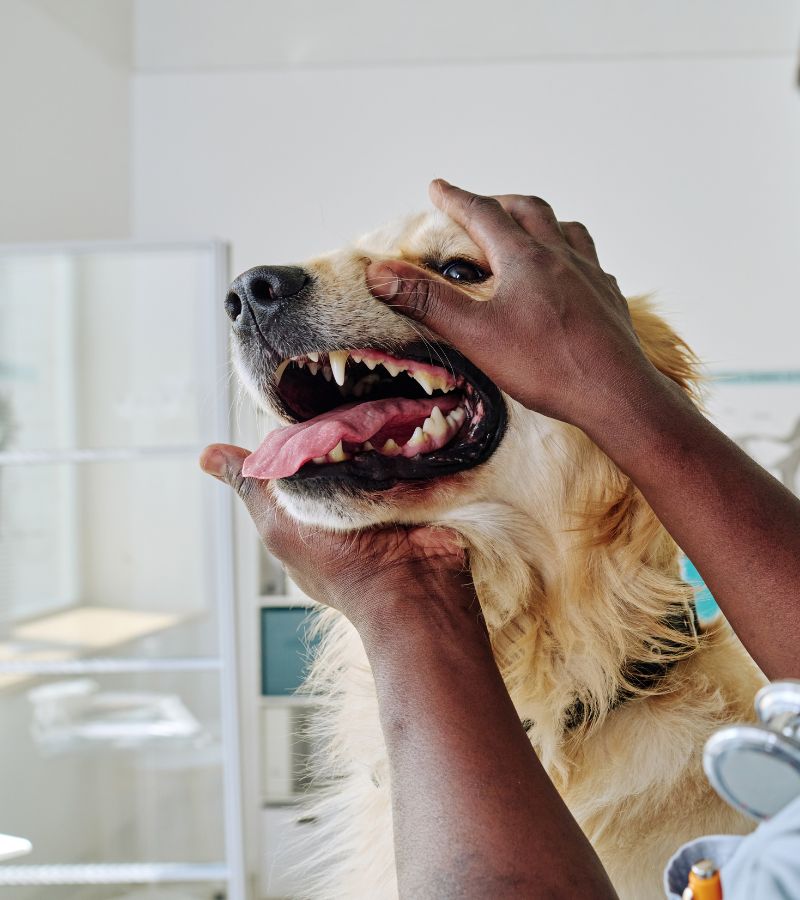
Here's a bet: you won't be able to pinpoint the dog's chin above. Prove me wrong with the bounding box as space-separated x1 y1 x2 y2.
272 468 485 530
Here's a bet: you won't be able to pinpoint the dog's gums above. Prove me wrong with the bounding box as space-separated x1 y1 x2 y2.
242 345 506 486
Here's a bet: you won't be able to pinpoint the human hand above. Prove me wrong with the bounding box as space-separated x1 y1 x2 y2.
366 181 671 434
199 444 478 633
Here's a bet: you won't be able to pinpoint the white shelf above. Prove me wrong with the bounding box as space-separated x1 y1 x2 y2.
258 595 317 609
0 445 204 466
259 694 323 708
0 656 222 676
0 862 229 886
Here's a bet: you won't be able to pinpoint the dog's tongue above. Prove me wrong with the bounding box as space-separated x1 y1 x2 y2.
243 396 459 479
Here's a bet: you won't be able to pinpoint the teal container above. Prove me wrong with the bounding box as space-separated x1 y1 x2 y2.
680 556 720 623
260 607 319 696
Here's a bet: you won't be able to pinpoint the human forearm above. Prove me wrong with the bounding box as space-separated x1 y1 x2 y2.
586 368 800 679
360 594 618 900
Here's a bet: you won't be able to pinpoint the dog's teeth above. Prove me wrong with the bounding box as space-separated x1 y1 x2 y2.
329 351 349 386
312 456 326 464
362 441 375 451
352 381 364 398
382 438 399 454
364 358 379 370
423 405 449 440
382 361 404 378
412 372 436 395
322 365 333 382
350 353 362 364
296 358 306 369
307 352 320 362
327 440 348 463
446 407 467 429
274 359 290 384
308 362 320 376
406 426 428 450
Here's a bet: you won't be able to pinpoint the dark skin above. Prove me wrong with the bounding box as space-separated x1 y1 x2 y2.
202 180 800 898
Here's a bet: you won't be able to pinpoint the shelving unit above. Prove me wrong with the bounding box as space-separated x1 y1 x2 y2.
242 539 322 900
0 240 245 900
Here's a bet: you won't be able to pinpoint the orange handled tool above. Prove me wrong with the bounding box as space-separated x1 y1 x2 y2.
684 858 722 900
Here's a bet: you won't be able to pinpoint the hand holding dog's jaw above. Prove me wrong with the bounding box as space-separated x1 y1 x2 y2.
200 443 481 635
366 180 670 435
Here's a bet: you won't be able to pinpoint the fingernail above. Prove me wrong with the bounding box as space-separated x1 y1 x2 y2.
367 263 399 299
200 447 227 477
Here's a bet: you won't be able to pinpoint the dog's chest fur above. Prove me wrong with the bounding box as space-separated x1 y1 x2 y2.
296 511 762 900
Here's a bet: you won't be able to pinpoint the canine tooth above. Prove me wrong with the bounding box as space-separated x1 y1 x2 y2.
327 441 348 463
322 365 333 382
382 438 399 453
364 358 379 370
308 362 320 376
423 405 449 439
312 456 326 464
329 350 349 386
382 361 404 378
274 359 290 384
413 372 436 395
406 426 428 449
307 352 320 362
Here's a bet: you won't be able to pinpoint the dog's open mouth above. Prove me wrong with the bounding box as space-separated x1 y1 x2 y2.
242 343 506 488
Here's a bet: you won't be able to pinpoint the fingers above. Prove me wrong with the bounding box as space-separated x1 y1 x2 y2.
365 258 488 349
493 194 565 245
560 221 600 264
429 180 531 266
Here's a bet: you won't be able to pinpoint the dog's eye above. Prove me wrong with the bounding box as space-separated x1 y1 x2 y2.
440 260 489 284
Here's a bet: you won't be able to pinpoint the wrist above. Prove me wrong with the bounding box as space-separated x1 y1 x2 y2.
352 581 486 657
579 364 701 472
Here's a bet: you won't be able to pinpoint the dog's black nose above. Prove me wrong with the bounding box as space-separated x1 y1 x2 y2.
225 265 309 322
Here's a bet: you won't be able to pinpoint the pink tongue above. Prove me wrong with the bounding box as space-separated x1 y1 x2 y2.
243 396 459 479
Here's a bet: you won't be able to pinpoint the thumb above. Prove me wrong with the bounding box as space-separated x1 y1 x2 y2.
200 443 274 523
365 260 486 350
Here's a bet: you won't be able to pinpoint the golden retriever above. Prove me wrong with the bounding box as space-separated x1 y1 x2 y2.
226 210 763 899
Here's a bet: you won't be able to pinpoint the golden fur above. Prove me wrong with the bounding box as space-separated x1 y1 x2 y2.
233 211 764 899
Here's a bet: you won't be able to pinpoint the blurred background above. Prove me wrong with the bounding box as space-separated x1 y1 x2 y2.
1 2 799 898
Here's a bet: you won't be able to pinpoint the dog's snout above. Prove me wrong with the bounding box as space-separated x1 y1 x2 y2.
225 265 309 322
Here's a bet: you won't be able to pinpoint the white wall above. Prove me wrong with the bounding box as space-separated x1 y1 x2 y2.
0 0 131 242
134 0 800 69
129 9 800 894
132 54 800 370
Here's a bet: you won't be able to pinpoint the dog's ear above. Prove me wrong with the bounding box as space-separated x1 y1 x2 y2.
628 296 702 400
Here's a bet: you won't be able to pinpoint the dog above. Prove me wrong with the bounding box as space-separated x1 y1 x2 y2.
226 209 764 899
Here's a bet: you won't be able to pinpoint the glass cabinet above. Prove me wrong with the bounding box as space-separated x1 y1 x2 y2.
0 242 245 899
